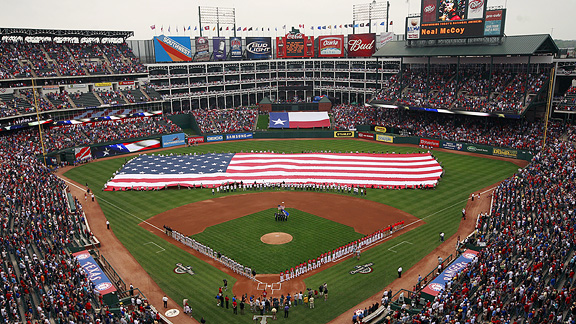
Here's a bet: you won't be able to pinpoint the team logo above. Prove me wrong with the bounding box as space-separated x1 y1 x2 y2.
165 309 180 317
174 263 195 276
462 253 476 260
428 283 444 292
96 282 113 291
349 262 374 275
75 253 90 260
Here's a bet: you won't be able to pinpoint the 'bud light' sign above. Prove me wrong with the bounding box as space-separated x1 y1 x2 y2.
245 37 271 59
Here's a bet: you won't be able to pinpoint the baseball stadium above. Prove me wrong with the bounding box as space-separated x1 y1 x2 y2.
1 1 575 324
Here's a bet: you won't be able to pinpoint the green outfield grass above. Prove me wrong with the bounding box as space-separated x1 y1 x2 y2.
64 139 519 323
192 208 363 273
256 114 269 130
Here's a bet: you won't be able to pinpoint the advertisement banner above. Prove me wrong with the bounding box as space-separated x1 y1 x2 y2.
276 36 285 58
206 135 224 142
358 132 374 140
94 82 112 87
153 36 192 62
277 32 314 58
376 134 394 143
484 10 505 36
66 84 87 89
92 139 161 158
421 0 437 22
195 37 210 62
187 136 205 145
492 147 518 159
374 126 387 133
246 37 272 60
213 37 227 61
420 138 440 147
162 133 186 148
225 132 253 141
422 250 478 297
420 19 485 39
380 32 394 47
42 85 59 90
441 141 463 151
347 33 376 57
467 0 486 20
73 251 117 295
119 81 135 85
334 131 355 138
230 37 243 59
317 35 345 57
406 17 421 40
465 144 490 154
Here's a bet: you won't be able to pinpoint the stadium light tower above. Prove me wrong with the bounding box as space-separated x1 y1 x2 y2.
198 6 236 37
353 0 390 34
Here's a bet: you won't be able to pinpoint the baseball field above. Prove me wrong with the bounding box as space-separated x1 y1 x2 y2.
63 139 519 323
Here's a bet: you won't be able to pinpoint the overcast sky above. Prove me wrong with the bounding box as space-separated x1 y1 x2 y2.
1 0 574 40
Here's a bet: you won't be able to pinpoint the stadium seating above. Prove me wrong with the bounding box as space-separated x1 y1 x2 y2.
372 66 551 113
192 107 258 134
557 86 576 111
0 41 146 79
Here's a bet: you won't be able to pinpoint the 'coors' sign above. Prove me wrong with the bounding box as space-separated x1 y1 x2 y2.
347 33 376 57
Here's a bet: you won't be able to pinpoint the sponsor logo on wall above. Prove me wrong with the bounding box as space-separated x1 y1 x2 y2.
225 133 253 141
246 37 272 59
187 136 205 144
419 138 439 147
358 132 374 140
317 35 345 57
376 134 394 143
334 131 355 138
492 147 518 158
347 33 376 57
206 135 224 142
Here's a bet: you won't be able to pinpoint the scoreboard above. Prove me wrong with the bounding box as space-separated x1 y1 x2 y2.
406 0 506 40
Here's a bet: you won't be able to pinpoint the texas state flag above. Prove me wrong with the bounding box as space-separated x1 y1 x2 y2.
269 112 331 129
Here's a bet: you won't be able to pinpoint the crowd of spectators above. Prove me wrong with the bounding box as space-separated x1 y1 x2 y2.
332 106 572 152
0 40 145 79
557 86 576 111
192 107 258 134
372 66 551 113
388 139 576 324
0 127 162 323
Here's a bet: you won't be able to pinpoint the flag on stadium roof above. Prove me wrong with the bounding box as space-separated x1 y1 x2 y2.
150 25 156 30
104 152 443 191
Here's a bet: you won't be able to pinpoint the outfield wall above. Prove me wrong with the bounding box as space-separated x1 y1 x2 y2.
61 129 532 163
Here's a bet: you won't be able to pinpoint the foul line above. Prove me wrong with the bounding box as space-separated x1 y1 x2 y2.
144 242 166 253
62 179 163 232
404 186 496 229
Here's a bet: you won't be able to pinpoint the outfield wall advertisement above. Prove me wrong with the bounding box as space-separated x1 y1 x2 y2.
225 133 253 141
162 133 186 148
154 36 192 62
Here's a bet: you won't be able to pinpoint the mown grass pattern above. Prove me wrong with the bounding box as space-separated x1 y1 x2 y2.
192 208 364 273
64 139 519 323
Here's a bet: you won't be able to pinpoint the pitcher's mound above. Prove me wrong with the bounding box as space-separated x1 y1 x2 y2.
261 232 293 245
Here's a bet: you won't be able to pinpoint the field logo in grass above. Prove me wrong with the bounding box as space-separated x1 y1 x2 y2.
174 263 195 276
349 262 374 275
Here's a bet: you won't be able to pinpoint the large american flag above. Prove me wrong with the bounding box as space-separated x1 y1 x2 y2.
103 152 443 191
